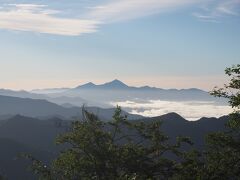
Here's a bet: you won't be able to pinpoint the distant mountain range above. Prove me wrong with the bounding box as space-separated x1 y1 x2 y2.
62 80 226 107
29 79 206 93
0 80 227 118
72 79 210 92
31 79 204 94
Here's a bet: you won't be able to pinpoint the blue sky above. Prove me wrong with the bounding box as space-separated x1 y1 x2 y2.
0 0 239 90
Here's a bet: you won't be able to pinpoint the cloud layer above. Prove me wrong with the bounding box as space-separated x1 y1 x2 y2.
111 100 232 120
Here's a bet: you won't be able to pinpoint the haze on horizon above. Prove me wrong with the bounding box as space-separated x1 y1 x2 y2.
0 0 239 90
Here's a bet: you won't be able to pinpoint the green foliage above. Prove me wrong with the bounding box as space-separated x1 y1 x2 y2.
27 106 194 180
52 106 189 179
206 64 240 179
210 64 240 128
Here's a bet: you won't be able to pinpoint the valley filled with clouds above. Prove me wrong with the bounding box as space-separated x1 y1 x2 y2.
111 99 232 120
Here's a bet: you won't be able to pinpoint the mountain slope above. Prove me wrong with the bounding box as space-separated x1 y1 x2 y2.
0 95 78 118
0 95 142 120
137 114 229 149
0 115 66 151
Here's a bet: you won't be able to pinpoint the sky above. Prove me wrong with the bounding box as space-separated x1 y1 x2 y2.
0 0 239 90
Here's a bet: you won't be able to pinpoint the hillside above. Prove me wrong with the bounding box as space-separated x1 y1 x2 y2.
138 113 229 149
0 95 142 120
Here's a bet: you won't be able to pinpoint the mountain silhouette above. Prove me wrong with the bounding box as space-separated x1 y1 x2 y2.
1 80 227 108
137 114 229 149
74 79 129 90
72 79 205 91
101 79 129 89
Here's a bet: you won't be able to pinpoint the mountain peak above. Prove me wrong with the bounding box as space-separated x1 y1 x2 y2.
74 80 129 90
102 79 129 88
150 112 187 122
109 79 125 84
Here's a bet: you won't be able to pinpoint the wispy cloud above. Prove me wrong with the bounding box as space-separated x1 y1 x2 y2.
88 0 199 23
0 0 238 36
0 0 202 36
217 0 240 15
0 4 99 36
193 0 240 22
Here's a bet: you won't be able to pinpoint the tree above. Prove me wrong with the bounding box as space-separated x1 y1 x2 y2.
26 106 192 180
204 64 240 179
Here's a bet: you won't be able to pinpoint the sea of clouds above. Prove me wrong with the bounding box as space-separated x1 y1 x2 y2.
110 100 232 121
